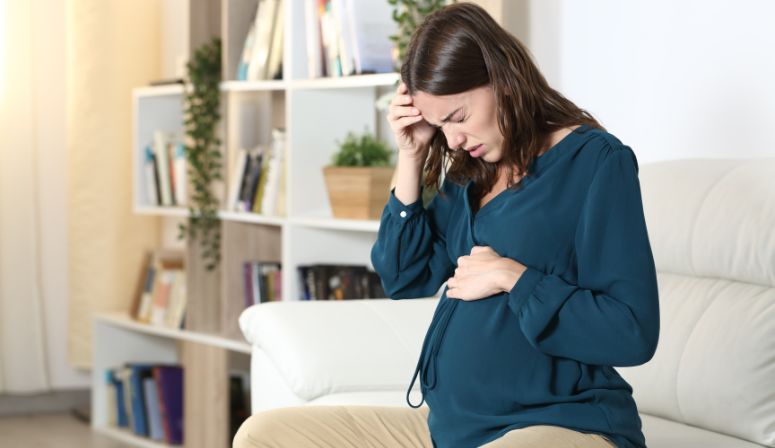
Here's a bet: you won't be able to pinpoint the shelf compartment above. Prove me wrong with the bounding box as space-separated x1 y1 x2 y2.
93 312 251 354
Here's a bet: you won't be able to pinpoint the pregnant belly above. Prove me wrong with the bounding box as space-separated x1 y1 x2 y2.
432 294 583 412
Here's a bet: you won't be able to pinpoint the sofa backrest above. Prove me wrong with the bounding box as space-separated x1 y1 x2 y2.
617 158 775 446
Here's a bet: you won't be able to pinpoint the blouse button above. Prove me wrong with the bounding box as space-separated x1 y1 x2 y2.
400 211 407 218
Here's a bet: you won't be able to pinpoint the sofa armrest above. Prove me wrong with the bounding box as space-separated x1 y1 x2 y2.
238 298 438 401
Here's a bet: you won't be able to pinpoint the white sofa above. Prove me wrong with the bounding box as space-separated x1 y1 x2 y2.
239 158 775 447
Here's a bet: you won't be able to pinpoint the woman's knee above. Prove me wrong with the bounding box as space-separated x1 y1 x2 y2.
232 408 292 448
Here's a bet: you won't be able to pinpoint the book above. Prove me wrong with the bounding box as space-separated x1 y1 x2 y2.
164 270 187 329
330 0 353 76
172 142 188 206
252 151 271 213
296 264 386 300
261 129 286 216
266 0 285 80
240 149 264 212
153 130 173 206
135 249 185 324
319 1 341 77
153 365 184 445
227 148 249 212
149 270 174 327
107 369 128 428
247 0 280 80
143 375 165 441
128 364 155 437
243 261 254 308
304 0 324 78
116 367 134 431
237 18 257 81
143 145 160 206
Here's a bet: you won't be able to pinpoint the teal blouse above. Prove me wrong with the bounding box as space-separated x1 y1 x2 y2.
370 124 660 448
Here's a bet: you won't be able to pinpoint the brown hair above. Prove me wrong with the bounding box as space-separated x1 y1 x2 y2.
400 3 604 204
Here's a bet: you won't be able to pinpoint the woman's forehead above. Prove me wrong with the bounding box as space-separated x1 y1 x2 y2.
412 90 467 117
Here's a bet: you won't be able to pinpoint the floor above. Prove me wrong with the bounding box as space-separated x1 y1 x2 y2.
0 413 131 448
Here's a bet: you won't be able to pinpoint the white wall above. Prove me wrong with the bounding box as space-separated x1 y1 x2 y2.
524 0 775 163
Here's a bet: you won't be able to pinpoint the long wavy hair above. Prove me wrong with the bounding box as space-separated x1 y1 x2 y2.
400 3 604 204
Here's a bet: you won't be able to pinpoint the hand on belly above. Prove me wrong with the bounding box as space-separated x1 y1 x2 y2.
446 245 527 301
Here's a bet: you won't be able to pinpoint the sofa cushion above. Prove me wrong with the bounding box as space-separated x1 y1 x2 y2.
619 159 775 446
639 159 775 286
239 298 438 401
640 413 767 448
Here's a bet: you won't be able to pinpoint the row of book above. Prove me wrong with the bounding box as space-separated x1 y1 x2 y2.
305 0 396 78
298 264 385 301
241 262 387 305
106 364 184 444
237 0 284 81
244 261 283 306
143 130 188 208
106 364 251 445
227 128 286 216
131 250 187 329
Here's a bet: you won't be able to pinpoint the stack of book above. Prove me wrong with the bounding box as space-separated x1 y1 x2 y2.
297 264 386 300
106 363 251 445
304 0 397 78
227 128 286 216
131 250 187 329
106 363 184 445
143 130 188 208
236 0 285 81
243 261 283 306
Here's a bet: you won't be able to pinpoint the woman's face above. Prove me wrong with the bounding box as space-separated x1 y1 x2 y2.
412 85 503 163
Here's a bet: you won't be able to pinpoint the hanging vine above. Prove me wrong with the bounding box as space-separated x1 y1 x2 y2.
178 37 223 271
388 0 452 71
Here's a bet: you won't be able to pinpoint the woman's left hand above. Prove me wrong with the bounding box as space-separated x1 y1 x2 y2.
445 246 527 301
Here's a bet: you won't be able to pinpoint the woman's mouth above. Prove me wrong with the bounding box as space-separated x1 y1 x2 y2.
466 144 485 158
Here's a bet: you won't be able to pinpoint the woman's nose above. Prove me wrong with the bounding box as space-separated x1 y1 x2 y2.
445 132 465 150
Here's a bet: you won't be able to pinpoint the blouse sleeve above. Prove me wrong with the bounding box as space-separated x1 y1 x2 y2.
507 146 660 367
370 179 457 299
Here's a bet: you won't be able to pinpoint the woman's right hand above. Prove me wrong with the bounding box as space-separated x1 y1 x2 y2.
387 81 436 160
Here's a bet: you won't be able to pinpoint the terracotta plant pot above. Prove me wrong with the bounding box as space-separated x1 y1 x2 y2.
323 166 396 220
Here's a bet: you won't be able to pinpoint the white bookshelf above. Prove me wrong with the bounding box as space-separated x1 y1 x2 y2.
91 311 252 448
99 0 403 447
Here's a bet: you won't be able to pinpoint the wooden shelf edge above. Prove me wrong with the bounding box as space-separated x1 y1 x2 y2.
133 73 399 97
135 206 189 218
218 210 286 226
290 72 399 90
289 215 380 233
133 84 186 98
94 312 252 354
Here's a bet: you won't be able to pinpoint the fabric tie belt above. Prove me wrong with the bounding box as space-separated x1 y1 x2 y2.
406 295 459 408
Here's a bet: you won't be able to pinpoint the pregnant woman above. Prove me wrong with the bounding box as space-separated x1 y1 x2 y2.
234 3 659 447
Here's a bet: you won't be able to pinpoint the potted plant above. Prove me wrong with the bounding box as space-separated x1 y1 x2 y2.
323 130 395 220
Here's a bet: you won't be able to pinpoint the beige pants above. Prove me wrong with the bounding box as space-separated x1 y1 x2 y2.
233 405 617 448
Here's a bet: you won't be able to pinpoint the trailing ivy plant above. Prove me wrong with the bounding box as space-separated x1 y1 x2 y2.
178 37 223 271
387 0 453 71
